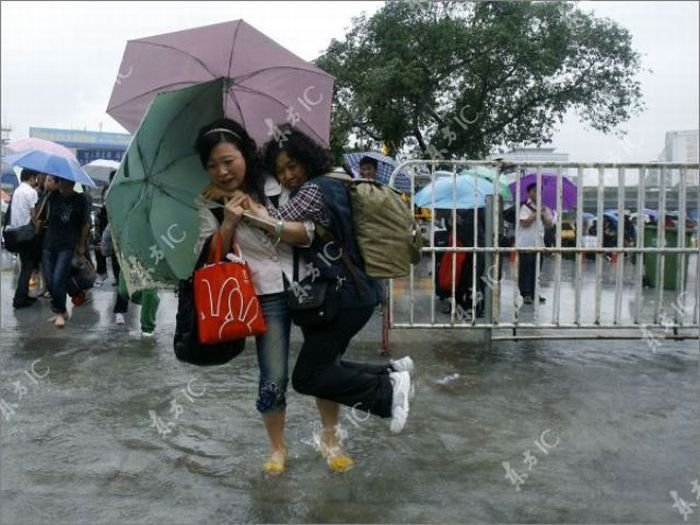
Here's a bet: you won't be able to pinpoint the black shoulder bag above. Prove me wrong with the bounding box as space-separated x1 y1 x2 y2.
286 248 340 328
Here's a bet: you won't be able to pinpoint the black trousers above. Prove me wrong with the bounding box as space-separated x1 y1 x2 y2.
13 245 35 303
518 252 540 298
292 306 394 418
95 250 107 276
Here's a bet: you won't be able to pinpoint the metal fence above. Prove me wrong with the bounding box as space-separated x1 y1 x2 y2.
384 160 700 343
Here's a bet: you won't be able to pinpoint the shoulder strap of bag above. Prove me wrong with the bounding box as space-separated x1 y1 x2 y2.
2 196 12 230
32 194 49 228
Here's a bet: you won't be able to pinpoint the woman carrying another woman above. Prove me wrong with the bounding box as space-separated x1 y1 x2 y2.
193 119 313 475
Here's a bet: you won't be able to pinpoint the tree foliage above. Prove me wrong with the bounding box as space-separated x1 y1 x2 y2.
315 1 645 160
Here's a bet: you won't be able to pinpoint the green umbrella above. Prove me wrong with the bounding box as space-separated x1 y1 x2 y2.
105 78 225 294
459 166 512 200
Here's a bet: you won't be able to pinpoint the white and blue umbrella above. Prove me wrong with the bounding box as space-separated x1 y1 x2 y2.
415 172 495 209
343 151 412 193
3 150 96 188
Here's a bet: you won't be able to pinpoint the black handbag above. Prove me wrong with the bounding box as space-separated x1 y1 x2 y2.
2 193 48 253
2 224 35 253
67 256 97 294
287 249 340 328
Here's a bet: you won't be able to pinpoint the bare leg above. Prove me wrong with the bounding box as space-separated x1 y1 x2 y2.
262 409 286 474
316 398 354 472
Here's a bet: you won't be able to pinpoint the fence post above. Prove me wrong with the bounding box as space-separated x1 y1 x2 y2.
484 195 494 345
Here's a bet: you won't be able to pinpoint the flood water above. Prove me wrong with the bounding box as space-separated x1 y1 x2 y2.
1 250 698 524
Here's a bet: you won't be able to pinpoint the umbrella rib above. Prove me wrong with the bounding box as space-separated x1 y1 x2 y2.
147 81 222 173
108 80 212 114
225 88 249 134
231 65 334 84
134 41 218 77
226 21 243 81
231 84 326 145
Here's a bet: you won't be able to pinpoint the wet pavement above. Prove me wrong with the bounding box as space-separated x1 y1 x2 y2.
0 249 698 524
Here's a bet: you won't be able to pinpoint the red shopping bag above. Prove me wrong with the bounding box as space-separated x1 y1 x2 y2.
438 234 468 294
193 233 267 344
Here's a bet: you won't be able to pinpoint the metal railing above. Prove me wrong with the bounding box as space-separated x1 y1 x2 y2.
384 160 700 342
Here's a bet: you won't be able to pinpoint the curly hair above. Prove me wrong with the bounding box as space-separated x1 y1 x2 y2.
262 125 332 180
194 118 265 202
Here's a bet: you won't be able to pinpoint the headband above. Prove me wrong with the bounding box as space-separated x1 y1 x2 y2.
204 127 242 141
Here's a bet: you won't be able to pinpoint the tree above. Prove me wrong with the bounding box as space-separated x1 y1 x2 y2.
315 1 645 161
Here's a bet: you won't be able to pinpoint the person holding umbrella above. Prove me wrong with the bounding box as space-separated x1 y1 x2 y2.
359 156 379 181
517 183 554 305
193 118 317 476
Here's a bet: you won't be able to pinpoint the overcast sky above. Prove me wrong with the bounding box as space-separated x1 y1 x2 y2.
1 1 698 162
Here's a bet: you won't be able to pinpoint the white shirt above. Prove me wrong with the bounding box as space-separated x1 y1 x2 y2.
194 178 314 296
516 199 554 248
9 182 38 228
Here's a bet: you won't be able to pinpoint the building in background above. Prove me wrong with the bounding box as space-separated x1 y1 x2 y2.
490 146 570 165
29 127 131 165
646 129 699 187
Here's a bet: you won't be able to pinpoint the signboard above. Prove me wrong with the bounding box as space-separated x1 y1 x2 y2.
76 149 125 165
30 127 132 147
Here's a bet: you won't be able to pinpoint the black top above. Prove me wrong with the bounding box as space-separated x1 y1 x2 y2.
43 191 89 251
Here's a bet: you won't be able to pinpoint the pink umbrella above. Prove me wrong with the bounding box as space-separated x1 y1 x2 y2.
7 138 76 160
107 19 334 147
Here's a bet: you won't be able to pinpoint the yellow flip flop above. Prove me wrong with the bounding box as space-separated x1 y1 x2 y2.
318 441 354 473
263 449 287 475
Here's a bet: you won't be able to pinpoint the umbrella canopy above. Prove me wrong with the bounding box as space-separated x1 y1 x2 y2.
83 159 121 186
342 151 412 193
105 78 225 294
7 137 76 160
1 164 20 188
107 19 334 147
3 150 96 188
458 166 511 200
509 173 577 210
414 172 495 210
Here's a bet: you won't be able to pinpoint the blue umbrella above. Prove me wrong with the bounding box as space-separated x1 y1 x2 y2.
3 150 96 188
414 172 495 209
602 211 619 226
1 165 19 188
342 151 412 193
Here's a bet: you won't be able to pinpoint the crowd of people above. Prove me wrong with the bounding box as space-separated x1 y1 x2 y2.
6 168 159 334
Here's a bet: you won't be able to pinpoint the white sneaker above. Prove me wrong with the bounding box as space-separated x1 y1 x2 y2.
390 356 415 374
389 371 411 434
141 330 154 338
54 314 66 328
115 313 126 325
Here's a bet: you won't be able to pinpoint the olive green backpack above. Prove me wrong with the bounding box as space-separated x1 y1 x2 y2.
324 170 423 279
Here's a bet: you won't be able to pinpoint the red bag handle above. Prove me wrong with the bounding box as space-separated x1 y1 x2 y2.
208 231 224 265
208 231 242 265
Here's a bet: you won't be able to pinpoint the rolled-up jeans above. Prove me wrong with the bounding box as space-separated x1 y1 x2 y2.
42 248 74 314
254 292 292 414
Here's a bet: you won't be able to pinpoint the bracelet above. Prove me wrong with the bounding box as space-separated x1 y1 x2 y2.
273 220 284 247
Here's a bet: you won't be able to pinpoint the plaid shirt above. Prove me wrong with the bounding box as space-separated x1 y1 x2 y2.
266 182 330 226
